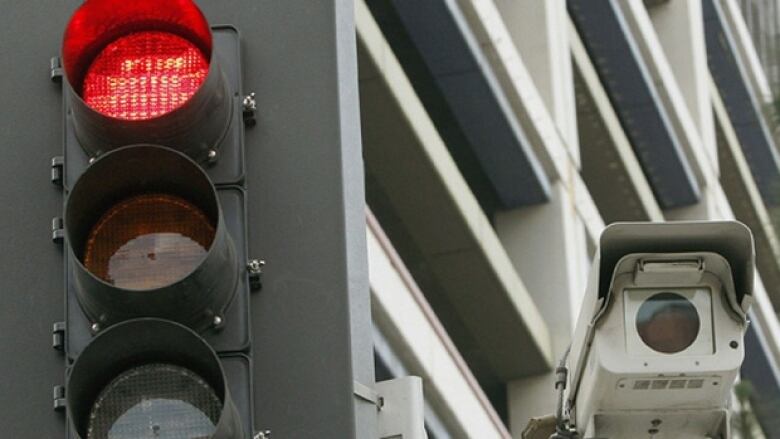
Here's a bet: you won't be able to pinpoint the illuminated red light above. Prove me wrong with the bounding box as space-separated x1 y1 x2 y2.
62 0 214 121
82 31 209 121
62 0 230 160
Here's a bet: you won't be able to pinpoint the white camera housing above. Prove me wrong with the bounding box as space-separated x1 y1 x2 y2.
566 222 754 439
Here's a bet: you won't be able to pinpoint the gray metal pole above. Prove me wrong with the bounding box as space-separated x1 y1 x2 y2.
200 0 379 436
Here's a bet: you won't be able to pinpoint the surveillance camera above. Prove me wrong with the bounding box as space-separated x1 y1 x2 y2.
562 221 754 439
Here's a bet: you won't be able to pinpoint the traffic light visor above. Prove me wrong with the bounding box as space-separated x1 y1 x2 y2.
61 0 232 163
65 145 238 330
63 0 212 121
67 319 244 439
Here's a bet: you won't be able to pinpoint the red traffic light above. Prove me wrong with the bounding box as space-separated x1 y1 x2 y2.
82 31 209 121
61 0 231 163
63 0 212 96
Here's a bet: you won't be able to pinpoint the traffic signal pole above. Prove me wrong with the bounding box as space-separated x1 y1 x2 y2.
223 0 380 436
0 0 377 437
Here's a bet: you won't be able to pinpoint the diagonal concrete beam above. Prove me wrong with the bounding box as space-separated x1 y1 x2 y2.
356 0 553 383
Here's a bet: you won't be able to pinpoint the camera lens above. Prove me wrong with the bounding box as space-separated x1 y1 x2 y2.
636 292 700 354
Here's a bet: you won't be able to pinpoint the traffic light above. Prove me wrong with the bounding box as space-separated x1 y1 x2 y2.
54 0 253 437
60 0 234 162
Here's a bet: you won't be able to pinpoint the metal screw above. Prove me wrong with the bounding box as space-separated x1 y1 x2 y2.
88 157 97 164
243 93 257 112
207 149 218 164
247 259 265 274
247 259 265 292
213 315 223 328
254 431 271 439
90 323 100 333
243 93 257 127
729 340 739 349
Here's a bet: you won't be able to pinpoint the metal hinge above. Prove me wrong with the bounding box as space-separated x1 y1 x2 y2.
52 217 64 243
53 385 66 412
50 56 63 83
52 322 66 351
51 156 64 186
247 259 264 291
243 92 257 127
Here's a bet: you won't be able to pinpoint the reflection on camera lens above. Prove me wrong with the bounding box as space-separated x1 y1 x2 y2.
636 292 700 354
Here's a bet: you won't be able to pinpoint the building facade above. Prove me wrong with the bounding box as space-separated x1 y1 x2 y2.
357 1 780 437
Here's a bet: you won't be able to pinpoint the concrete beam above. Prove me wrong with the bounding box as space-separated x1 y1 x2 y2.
712 77 780 309
619 0 720 190
368 211 511 439
569 18 664 223
493 0 579 165
496 183 591 434
364 0 550 209
455 0 605 242
704 0 780 207
719 0 773 103
569 0 701 208
357 0 553 383
647 0 718 172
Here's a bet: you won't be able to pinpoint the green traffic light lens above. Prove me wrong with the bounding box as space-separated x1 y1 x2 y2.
86 363 222 439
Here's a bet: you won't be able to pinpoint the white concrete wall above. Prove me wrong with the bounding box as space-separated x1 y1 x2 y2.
367 212 510 438
648 0 718 172
721 0 773 103
618 0 735 222
568 17 665 222
457 0 604 241
496 182 590 434
494 0 580 165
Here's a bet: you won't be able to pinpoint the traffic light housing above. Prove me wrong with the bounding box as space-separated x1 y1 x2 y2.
66 319 245 439
61 0 234 163
64 145 239 332
55 0 254 437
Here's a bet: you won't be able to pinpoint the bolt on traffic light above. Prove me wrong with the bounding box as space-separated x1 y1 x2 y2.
54 0 254 438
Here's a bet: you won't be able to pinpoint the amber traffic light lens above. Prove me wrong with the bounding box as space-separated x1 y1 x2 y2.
83 193 215 291
87 363 221 439
82 31 209 121
636 292 701 354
